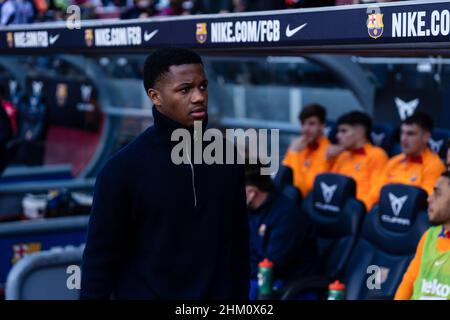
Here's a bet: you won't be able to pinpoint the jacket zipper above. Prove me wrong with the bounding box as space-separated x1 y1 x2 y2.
186 130 198 207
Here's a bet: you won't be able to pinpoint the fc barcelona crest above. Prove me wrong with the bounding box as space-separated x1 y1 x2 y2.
367 13 384 39
196 23 207 44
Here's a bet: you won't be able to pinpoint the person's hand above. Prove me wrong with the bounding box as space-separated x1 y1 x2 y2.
326 144 345 160
289 136 308 152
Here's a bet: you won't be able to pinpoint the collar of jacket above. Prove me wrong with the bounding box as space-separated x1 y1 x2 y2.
152 105 209 142
249 187 281 215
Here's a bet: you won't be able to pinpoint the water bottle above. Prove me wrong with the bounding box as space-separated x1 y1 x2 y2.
257 258 274 299
328 280 346 300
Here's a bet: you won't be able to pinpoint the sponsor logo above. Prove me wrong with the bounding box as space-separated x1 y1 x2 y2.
429 138 444 154
285 23 307 38
394 97 419 120
321 182 337 204
32 81 43 96
196 23 207 44
421 279 450 299
12 242 42 264
11 31 49 48
434 259 445 267
371 132 385 146
94 26 142 47
392 10 450 38
388 193 408 217
367 13 384 39
144 29 158 42
85 29 94 47
56 83 68 107
49 34 60 45
315 183 339 213
211 20 280 43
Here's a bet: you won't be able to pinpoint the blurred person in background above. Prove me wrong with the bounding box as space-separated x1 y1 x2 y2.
191 0 233 14
286 0 336 8
395 170 450 300
1 0 34 25
327 111 388 210
245 162 319 300
0 85 16 177
120 0 157 19
157 0 189 15
282 104 331 198
244 0 285 11
366 112 446 211
446 139 450 170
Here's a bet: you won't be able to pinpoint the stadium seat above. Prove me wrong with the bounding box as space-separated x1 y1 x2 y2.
371 122 397 155
324 120 337 144
5 246 84 300
279 173 365 299
273 165 301 204
343 184 430 300
428 128 450 160
272 164 293 190
304 173 366 280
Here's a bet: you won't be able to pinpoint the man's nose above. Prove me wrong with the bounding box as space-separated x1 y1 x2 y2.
191 88 206 104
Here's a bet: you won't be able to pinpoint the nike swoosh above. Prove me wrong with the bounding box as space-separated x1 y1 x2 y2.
49 34 60 45
285 23 307 38
144 29 158 42
434 260 445 267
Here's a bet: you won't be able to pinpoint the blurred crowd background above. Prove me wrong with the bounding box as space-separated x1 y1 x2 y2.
0 0 408 26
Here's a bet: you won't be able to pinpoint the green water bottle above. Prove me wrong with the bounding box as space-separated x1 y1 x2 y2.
258 258 274 298
328 280 346 300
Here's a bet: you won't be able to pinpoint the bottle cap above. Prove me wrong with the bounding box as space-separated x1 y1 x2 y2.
329 280 345 291
258 258 273 268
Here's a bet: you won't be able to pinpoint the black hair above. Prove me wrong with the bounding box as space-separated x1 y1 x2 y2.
245 162 273 193
337 111 372 141
403 111 434 133
143 47 203 92
299 103 326 124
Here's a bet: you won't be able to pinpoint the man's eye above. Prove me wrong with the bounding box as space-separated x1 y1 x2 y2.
180 87 190 93
200 83 208 90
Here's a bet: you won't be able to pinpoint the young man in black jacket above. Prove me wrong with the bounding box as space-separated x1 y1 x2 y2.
81 47 250 300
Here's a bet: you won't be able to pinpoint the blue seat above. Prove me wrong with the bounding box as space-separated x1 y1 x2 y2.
344 184 430 300
428 128 450 160
6 246 84 300
273 164 301 204
302 173 365 280
324 120 337 144
371 122 397 155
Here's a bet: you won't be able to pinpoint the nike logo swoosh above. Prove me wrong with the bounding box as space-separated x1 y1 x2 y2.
434 260 445 267
49 34 60 45
285 23 307 38
144 29 158 42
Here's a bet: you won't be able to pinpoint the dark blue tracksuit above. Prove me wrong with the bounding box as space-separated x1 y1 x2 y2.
81 106 249 300
248 189 319 282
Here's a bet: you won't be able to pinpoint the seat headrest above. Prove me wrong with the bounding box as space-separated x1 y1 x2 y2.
273 165 293 190
312 173 356 215
379 184 428 232
429 128 450 158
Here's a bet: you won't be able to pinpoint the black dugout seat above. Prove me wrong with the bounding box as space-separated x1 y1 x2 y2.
344 184 430 300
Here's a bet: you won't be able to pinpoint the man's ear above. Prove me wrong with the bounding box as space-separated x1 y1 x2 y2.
148 88 161 107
